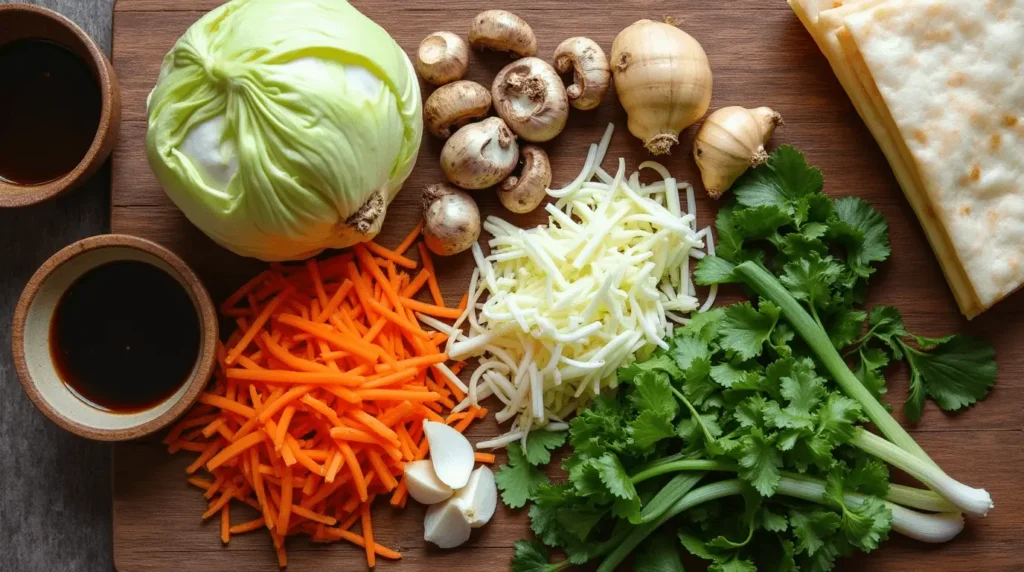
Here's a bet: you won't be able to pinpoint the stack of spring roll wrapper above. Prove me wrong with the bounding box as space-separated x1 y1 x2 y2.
790 0 1024 318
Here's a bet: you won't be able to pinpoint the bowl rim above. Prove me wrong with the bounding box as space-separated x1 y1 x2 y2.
11 235 218 441
0 3 122 207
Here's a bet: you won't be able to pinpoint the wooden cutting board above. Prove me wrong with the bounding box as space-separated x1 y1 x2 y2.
110 0 1023 570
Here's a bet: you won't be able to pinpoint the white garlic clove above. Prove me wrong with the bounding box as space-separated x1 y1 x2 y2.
423 498 473 549
404 460 455 505
452 466 497 528
693 106 782 199
423 420 475 489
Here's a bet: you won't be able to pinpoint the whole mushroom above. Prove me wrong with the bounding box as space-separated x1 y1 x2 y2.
499 146 552 214
553 37 611 111
416 32 469 85
468 10 537 58
422 184 481 256
423 81 492 138
440 117 519 190
492 57 569 142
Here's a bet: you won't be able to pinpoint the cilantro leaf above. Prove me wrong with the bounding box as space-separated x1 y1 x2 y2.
635 534 686 572
632 409 677 449
780 364 826 415
719 301 781 360
824 471 892 552
780 253 842 312
828 197 891 278
736 427 783 496
709 557 758 572
715 205 744 260
695 256 739 285
595 453 638 500
734 146 823 214
789 508 841 556
826 308 867 350
555 504 606 542
901 335 997 422
865 306 908 356
672 334 714 376
523 430 568 466
733 204 792 238
630 372 680 417
618 353 683 384
710 362 753 389
686 308 726 343
845 457 890 498
511 540 562 572
496 443 549 508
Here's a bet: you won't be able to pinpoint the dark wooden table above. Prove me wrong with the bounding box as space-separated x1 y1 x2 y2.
0 2 116 571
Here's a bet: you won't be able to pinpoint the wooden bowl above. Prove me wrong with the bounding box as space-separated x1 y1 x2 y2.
0 4 121 207
11 235 218 441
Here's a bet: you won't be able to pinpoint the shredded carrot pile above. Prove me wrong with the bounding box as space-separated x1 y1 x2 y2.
165 228 486 569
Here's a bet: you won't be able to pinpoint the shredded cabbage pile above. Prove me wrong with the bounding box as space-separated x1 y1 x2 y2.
431 125 715 447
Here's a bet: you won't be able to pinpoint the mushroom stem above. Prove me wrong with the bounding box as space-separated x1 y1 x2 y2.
553 37 611 111
469 10 537 58
423 81 492 138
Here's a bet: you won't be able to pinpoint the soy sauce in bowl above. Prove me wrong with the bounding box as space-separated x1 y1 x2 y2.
0 39 101 185
49 260 200 413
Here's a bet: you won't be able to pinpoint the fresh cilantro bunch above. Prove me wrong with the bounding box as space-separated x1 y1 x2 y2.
696 146 996 422
506 319 904 572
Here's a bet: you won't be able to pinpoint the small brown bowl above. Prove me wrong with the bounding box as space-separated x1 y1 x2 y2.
12 235 218 441
0 4 121 207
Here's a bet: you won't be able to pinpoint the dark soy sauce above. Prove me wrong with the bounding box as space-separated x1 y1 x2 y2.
0 39 102 185
50 261 200 413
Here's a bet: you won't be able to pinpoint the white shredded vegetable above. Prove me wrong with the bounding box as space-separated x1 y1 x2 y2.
447 124 708 447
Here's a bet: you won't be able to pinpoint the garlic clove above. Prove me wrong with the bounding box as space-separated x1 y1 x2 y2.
423 498 473 549
750 106 784 142
423 420 475 489
404 460 455 505
451 466 497 528
693 106 782 199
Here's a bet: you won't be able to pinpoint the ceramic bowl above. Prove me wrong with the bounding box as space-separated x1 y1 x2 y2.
0 4 121 207
12 235 218 441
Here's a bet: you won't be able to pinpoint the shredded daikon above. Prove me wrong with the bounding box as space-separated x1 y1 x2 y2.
447 124 707 446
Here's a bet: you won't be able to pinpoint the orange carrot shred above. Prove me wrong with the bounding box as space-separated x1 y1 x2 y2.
417 242 446 307
365 240 417 270
221 505 231 545
475 452 496 464
392 221 424 256
360 502 376 568
226 288 292 365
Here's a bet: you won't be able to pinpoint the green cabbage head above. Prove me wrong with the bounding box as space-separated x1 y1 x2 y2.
146 0 422 261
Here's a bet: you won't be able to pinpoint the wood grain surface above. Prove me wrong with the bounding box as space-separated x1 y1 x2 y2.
110 0 1024 570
